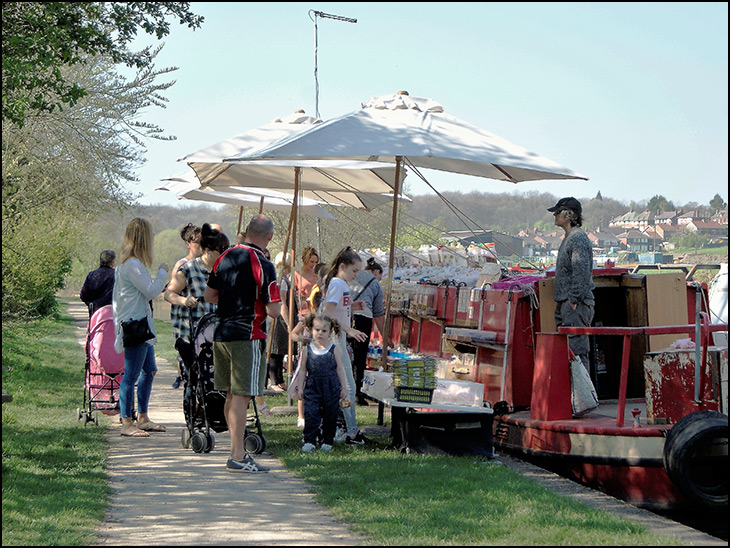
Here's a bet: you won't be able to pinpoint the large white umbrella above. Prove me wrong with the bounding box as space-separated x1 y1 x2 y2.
232 93 587 183
179 111 406 211
157 172 337 220
229 92 588 360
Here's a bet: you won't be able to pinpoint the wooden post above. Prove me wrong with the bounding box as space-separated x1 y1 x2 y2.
380 156 403 368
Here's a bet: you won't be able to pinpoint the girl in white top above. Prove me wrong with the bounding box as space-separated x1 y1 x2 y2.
321 247 368 444
113 218 168 438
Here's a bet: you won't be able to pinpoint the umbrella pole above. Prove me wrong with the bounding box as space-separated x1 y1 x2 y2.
267 195 295 364
286 167 301 406
236 206 244 237
380 156 403 368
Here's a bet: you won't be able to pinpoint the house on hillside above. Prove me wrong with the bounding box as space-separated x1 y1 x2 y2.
684 220 728 237
654 210 681 225
587 229 622 253
617 230 653 252
677 210 704 225
711 209 728 226
609 209 654 230
533 231 564 255
655 223 684 240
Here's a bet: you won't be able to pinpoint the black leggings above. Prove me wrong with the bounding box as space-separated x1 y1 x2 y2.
268 353 285 386
348 315 373 398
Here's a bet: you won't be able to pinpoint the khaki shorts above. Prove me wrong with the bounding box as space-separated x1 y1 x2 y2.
213 340 267 396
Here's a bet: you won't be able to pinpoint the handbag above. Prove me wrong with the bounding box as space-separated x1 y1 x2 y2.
121 317 154 348
570 352 599 416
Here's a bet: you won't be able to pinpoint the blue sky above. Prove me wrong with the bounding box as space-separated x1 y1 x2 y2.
131 2 728 209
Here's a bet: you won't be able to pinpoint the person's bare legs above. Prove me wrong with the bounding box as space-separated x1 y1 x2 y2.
225 393 250 461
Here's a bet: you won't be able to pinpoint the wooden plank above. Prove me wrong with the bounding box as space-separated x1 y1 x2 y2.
645 272 688 351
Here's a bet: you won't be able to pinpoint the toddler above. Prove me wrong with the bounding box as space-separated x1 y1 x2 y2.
290 313 350 452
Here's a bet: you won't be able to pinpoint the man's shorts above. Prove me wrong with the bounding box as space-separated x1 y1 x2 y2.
213 340 267 396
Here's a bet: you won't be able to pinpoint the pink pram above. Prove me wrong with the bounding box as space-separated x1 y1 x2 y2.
77 305 125 425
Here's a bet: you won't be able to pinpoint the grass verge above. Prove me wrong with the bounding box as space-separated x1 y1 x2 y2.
253 395 679 546
2 311 110 546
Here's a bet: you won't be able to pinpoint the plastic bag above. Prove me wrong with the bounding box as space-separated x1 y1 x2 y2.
287 353 304 400
570 354 599 417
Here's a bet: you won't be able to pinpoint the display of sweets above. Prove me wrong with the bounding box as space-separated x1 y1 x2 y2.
392 356 436 389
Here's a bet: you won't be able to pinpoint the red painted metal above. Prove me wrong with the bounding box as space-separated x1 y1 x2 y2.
558 320 724 426
644 348 724 423
476 289 537 407
418 319 445 357
530 334 572 421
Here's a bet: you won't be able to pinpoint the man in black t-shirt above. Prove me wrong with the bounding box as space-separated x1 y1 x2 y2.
205 214 281 473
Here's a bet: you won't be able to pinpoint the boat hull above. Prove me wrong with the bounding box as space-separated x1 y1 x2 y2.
493 404 687 508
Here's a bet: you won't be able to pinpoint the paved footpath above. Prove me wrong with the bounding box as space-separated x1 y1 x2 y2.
67 300 724 546
68 301 364 546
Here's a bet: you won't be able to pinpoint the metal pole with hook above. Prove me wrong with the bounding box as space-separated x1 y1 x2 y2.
309 10 357 118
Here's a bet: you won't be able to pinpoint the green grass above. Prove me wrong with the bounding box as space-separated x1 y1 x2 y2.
2 302 683 545
254 397 680 546
2 311 111 546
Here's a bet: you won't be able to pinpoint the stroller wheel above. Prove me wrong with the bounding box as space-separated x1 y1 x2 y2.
191 431 208 453
92 412 99 426
181 428 192 449
76 408 83 421
244 433 263 454
204 432 216 453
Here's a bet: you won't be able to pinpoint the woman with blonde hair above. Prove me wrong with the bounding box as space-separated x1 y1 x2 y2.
113 218 169 437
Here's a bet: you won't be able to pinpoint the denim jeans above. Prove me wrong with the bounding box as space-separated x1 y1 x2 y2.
336 332 358 435
120 342 157 418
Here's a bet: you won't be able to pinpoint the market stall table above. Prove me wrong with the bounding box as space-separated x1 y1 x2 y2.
362 371 494 456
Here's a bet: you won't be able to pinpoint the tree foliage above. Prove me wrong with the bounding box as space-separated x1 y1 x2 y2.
2 50 181 318
710 193 727 213
647 194 676 214
2 2 203 127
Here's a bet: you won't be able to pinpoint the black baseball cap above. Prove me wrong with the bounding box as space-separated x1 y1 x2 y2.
547 197 582 214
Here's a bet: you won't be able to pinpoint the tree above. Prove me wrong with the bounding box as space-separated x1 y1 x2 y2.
2 2 203 127
709 193 727 213
2 50 179 318
647 195 676 214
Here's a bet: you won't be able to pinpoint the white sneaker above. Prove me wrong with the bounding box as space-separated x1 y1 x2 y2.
320 444 333 452
301 443 316 453
334 428 346 443
296 418 305 429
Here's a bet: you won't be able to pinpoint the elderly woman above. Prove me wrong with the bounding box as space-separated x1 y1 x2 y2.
113 218 168 437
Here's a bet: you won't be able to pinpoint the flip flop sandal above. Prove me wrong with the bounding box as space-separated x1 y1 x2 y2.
137 421 166 432
121 428 150 437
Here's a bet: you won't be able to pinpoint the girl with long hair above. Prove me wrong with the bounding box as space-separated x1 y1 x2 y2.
321 246 368 445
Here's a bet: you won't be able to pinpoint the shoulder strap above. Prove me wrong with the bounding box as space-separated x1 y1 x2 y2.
353 276 376 301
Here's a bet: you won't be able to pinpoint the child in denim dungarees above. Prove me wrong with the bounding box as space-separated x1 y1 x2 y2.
291 313 350 452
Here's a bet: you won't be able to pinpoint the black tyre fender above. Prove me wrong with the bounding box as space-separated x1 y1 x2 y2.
663 413 728 507
664 410 725 464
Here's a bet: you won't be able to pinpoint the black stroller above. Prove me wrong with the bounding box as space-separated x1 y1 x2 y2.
176 312 267 454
